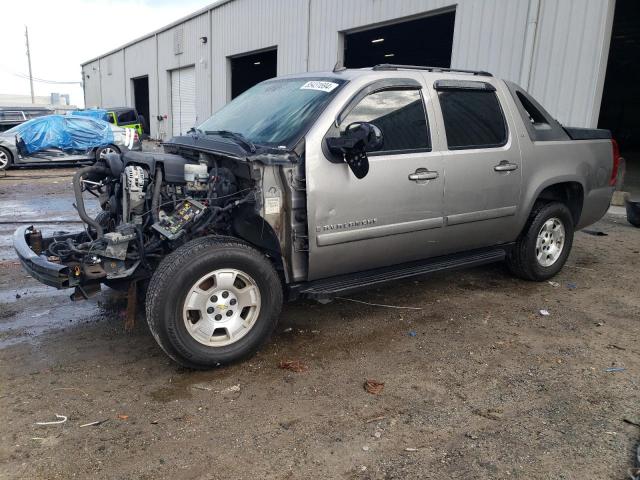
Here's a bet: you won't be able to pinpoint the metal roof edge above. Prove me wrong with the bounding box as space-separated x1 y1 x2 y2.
81 0 233 67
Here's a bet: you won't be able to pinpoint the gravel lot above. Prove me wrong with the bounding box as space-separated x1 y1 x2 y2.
0 166 638 479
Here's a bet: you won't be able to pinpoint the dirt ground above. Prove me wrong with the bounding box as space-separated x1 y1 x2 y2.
0 166 639 480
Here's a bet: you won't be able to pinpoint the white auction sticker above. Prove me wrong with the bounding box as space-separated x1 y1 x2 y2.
265 196 281 215
300 81 339 93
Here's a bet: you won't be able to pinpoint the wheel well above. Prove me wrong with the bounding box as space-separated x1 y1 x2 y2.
0 146 13 162
536 182 583 225
231 206 285 274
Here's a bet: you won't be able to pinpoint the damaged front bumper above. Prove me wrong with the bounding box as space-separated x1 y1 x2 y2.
13 225 83 289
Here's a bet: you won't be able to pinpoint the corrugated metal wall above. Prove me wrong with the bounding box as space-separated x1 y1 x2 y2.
123 36 158 136
451 0 530 84
157 13 211 138
307 0 456 70
528 0 614 127
82 0 615 137
98 51 125 107
82 60 101 108
210 0 309 111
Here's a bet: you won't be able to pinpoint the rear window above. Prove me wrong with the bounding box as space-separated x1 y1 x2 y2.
438 90 508 150
116 110 137 124
0 111 25 122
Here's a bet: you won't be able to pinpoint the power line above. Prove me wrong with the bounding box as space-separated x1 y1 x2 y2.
13 72 81 85
0 63 82 85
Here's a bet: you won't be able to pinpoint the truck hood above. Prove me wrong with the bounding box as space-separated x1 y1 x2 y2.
164 134 300 165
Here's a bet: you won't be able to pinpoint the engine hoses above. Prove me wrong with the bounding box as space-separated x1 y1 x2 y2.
73 165 111 238
151 166 163 223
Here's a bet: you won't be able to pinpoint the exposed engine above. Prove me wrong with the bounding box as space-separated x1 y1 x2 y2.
44 150 257 293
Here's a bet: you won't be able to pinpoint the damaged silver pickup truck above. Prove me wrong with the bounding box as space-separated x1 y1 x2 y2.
14 65 618 368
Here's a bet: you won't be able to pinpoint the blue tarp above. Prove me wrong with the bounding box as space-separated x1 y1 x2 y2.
69 109 110 122
8 115 114 155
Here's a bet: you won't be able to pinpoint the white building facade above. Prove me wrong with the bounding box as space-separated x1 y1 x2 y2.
82 0 616 141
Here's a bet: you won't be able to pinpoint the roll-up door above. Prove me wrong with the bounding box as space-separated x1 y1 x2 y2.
171 66 196 136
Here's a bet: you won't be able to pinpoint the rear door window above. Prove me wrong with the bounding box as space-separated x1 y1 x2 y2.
341 88 431 153
437 89 508 150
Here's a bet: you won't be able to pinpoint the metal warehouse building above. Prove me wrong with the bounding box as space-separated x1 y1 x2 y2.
82 0 639 188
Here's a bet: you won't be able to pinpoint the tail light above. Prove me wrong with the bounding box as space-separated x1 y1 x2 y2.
609 139 621 186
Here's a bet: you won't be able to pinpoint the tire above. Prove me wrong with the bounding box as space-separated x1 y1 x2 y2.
146 236 283 369
95 144 120 161
626 198 640 228
506 202 574 281
0 147 12 171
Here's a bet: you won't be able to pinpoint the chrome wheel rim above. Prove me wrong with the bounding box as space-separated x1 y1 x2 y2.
536 217 565 267
0 150 8 169
182 269 261 347
99 147 115 159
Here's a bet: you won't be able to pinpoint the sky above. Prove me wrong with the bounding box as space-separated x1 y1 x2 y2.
0 0 214 107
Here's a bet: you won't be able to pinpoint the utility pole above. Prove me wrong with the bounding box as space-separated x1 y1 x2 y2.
25 26 35 104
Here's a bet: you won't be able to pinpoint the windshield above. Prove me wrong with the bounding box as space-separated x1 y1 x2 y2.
198 77 346 148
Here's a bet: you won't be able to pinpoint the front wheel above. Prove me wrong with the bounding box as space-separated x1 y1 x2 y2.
506 202 574 281
0 147 12 171
145 236 283 369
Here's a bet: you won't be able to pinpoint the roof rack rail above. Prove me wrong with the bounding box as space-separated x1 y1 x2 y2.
371 64 493 77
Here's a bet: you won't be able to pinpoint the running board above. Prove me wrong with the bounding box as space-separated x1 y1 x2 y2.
290 246 510 300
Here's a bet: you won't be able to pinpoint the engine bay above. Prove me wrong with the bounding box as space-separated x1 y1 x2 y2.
30 149 261 296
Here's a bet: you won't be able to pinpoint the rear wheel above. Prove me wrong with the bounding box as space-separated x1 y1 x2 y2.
0 147 12 171
506 202 574 281
146 236 282 369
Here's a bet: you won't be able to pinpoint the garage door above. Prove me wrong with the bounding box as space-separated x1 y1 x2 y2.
171 66 196 136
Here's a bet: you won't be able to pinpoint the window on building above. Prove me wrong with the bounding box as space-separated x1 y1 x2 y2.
438 90 507 150
341 89 430 153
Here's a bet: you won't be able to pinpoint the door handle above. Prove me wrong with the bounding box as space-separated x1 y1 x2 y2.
408 168 439 182
494 161 518 172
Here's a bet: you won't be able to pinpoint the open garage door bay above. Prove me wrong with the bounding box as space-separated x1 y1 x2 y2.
171 66 197 136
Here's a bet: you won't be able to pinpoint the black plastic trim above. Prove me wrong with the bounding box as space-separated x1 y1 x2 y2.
433 79 496 91
563 127 612 140
13 226 76 289
288 246 511 299
372 64 493 77
504 81 570 142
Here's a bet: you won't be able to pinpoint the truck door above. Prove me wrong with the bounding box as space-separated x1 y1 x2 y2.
306 80 445 280
430 78 523 250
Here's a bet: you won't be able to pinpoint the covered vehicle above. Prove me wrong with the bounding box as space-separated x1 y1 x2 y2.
0 114 140 170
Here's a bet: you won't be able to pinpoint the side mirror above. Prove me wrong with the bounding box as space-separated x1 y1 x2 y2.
326 122 383 179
